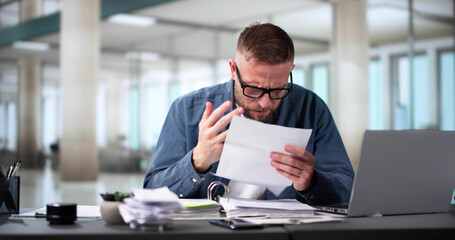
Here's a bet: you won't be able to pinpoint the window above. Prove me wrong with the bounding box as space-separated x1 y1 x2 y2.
394 56 411 129
179 60 213 95
393 54 430 130
311 64 329 104
41 0 60 16
140 59 172 150
143 83 167 149
41 65 60 153
169 81 180 105
293 66 306 88
368 59 382 130
216 59 230 84
42 85 59 153
0 62 18 151
128 86 140 150
440 51 454 130
0 0 19 29
96 82 107 148
412 55 430 129
7 102 16 151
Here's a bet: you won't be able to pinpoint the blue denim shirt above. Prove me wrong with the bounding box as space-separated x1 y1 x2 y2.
143 79 354 204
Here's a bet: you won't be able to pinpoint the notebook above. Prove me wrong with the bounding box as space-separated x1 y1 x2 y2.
317 130 455 217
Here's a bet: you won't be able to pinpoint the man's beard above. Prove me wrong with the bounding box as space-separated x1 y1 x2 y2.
233 85 281 123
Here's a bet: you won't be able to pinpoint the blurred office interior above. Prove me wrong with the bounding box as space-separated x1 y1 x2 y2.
0 0 453 207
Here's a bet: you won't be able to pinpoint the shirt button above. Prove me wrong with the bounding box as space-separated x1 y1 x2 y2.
179 194 183 197
201 177 205 181
192 178 197 183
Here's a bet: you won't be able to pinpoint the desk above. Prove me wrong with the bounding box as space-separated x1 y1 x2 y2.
0 217 287 240
286 213 455 240
1 213 454 240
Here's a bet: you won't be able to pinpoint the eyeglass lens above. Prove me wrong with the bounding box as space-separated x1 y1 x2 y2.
243 87 288 99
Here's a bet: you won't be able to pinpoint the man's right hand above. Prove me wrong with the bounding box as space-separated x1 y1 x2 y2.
192 100 244 173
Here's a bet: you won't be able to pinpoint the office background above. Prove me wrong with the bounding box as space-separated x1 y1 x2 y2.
0 0 453 207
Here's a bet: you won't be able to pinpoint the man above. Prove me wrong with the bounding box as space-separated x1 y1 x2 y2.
144 23 354 204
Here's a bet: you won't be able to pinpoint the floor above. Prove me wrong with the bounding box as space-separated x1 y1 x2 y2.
17 159 145 208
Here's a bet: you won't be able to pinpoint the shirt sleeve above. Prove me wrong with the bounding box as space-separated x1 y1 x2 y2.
143 99 207 198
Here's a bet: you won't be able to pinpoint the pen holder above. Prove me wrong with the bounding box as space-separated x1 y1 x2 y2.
0 176 20 215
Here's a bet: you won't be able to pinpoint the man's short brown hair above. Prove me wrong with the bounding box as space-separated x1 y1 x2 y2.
236 22 294 64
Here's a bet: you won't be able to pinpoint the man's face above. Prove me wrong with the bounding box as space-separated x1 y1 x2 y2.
230 59 294 123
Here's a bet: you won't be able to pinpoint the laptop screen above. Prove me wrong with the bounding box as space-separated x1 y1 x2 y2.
347 130 455 217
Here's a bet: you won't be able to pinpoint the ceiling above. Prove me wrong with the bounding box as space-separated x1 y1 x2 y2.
0 0 453 70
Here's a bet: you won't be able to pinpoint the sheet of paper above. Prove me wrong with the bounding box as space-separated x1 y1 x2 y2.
14 205 101 218
219 197 316 211
216 116 312 196
178 198 218 208
244 216 343 225
133 187 181 202
218 197 315 219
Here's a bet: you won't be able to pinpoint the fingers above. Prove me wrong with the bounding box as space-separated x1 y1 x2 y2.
213 130 229 144
212 106 244 133
284 145 309 160
270 146 315 191
201 101 213 123
275 168 309 182
270 152 307 170
209 131 229 153
200 100 244 136
203 101 232 127
270 157 305 177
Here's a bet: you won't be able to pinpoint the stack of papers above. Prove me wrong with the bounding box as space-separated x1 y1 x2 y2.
118 187 185 229
219 197 316 219
172 199 222 220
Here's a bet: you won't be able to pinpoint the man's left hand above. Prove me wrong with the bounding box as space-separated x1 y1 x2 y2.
270 145 315 192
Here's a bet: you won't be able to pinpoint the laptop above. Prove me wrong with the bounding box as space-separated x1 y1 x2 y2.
317 130 455 217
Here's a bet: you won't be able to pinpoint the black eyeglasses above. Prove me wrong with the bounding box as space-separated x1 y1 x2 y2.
235 64 293 100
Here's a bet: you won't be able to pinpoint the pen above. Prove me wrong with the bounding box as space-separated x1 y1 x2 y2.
5 161 21 183
10 161 21 181
6 162 14 181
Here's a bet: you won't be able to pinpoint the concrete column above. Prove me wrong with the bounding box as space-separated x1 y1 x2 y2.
18 56 40 168
20 0 40 21
60 0 100 180
17 0 41 168
331 0 369 171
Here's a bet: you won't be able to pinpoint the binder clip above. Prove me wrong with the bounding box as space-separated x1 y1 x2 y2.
207 181 230 202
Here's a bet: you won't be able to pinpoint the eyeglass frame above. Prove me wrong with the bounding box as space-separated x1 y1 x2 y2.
234 63 293 100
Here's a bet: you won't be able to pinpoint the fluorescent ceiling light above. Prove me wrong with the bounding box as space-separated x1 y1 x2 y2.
108 14 156 27
125 51 160 61
139 52 160 61
13 41 50 51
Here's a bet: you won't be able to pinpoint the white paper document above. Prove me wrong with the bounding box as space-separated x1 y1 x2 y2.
243 216 343 225
216 116 312 196
16 205 101 218
218 197 315 219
